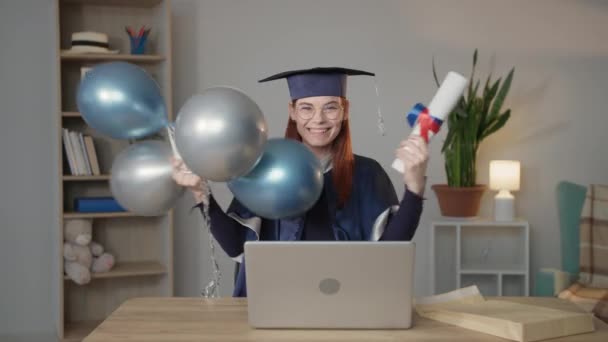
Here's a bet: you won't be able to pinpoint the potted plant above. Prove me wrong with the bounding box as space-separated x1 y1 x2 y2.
432 50 514 217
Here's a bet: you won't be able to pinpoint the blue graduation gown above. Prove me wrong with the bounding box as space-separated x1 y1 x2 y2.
226 155 404 297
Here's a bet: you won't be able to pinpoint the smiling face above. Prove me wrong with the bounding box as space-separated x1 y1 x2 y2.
288 96 349 158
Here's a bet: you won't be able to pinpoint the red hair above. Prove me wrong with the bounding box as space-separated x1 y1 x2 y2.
285 98 354 208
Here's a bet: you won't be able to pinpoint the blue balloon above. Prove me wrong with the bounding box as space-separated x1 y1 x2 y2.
227 138 324 219
77 62 168 139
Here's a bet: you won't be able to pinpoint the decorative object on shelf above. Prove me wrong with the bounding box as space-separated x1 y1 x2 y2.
110 140 184 216
432 50 515 217
490 160 520 221
63 219 115 285
174 87 268 182
74 197 126 213
431 184 487 218
77 61 169 140
125 25 151 55
62 31 119 54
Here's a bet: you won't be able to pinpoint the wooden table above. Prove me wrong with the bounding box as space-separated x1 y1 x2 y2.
85 297 608 341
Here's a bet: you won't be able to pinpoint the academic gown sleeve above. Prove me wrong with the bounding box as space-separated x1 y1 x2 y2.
379 188 423 241
363 160 423 241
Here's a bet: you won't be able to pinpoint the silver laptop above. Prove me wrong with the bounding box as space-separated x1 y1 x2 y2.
244 241 415 329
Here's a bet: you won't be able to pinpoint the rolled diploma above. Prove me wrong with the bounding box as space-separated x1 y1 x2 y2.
392 71 468 173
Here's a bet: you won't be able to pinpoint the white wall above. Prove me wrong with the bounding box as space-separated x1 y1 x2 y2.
0 0 59 340
171 0 608 297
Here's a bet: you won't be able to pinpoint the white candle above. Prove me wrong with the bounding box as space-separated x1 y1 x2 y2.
392 71 468 174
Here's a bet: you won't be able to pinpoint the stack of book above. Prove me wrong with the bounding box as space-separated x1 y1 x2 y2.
62 128 101 175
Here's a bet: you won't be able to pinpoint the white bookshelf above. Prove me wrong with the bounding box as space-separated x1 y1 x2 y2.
430 218 530 297
53 0 174 340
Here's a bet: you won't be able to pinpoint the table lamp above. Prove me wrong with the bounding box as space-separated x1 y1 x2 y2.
490 160 520 221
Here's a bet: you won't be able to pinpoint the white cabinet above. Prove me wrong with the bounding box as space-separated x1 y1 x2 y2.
430 219 530 296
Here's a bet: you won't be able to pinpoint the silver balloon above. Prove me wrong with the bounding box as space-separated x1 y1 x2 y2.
228 138 324 219
110 141 184 216
174 87 267 182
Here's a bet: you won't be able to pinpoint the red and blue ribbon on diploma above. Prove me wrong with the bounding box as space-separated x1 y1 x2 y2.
406 103 444 143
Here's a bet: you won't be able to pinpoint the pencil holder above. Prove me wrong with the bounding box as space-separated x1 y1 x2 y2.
129 35 147 55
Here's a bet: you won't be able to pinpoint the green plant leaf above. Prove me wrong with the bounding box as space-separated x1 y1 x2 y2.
467 80 480 114
455 106 468 118
458 93 468 111
481 110 511 140
472 79 480 97
473 49 478 68
442 111 460 152
478 78 500 139
483 73 492 95
467 49 478 100
432 56 440 88
441 125 455 152
453 137 461 186
435 50 513 187
485 79 500 106
488 68 514 124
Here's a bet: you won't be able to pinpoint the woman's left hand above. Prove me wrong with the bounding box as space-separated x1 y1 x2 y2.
395 136 429 196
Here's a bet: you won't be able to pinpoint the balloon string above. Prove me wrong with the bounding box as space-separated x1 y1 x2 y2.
200 181 221 298
374 77 386 136
166 125 218 295
166 125 182 160
166 125 191 174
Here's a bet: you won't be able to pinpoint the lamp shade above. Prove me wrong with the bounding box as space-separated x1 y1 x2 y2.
489 160 520 191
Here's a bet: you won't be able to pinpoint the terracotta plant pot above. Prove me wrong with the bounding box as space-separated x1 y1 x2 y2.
431 184 487 218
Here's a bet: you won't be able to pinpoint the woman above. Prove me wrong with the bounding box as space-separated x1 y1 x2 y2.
172 67 428 297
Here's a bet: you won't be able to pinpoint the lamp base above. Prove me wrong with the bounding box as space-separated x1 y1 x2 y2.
494 190 515 221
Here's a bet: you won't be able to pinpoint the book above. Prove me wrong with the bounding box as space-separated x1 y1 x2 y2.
83 135 101 175
69 131 86 175
74 197 126 213
68 131 84 176
62 128 77 175
78 132 92 175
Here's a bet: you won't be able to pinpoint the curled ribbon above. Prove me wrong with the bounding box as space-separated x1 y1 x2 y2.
406 103 443 143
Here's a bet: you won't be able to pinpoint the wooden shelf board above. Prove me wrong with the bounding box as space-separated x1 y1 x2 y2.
61 0 163 7
64 261 166 280
63 211 135 219
460 263 526 275
460 270 527 276
61 53 165 63
63 175 110 181
61 111 81 118
63 320 102 342
433 218 528 227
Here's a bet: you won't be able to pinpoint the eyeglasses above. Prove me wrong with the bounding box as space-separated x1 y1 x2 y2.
295 103 343 120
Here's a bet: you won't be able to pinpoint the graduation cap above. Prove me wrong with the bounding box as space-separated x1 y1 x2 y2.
258 67 375 100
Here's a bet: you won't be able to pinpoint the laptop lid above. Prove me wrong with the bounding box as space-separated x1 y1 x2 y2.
245 241 415 329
